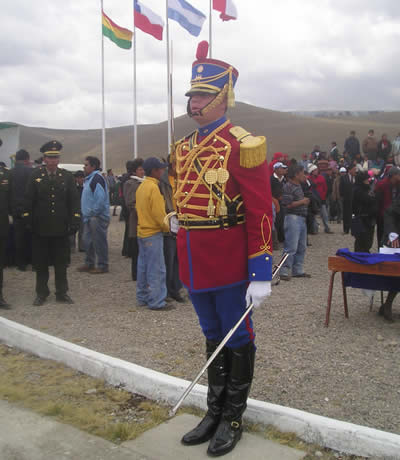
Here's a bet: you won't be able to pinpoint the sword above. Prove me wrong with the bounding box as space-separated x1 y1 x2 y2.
169 252 289 417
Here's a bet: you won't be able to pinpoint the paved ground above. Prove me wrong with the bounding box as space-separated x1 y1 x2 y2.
0 401 305 460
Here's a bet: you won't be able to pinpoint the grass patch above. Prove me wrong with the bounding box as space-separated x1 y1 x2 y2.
0 344 168 443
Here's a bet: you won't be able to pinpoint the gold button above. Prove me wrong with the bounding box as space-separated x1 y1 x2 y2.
252 273 256 277
219 156 224 161
51 210 55 213
213 138 217 143
194 144 198 148
265 257 269 261
51 194 55 197
224 146 228 150
185 192 188 195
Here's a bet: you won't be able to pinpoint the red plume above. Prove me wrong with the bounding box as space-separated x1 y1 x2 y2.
196 41 209 60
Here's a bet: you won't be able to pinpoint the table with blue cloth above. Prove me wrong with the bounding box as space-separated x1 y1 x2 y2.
325 249 400 326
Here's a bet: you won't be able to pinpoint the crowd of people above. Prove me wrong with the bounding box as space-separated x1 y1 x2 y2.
269 130 400 283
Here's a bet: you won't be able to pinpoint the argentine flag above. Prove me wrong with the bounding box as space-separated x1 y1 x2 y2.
168 0 206 37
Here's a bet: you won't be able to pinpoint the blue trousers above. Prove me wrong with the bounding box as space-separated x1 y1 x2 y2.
83 216 109 270
281 214 307 276
189 283 254 349
137 232 167 309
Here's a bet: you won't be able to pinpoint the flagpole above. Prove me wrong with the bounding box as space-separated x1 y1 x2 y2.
133 8 138 158
100 0 107 171
166 0 172 155
170 40 175 149
209 0 212 58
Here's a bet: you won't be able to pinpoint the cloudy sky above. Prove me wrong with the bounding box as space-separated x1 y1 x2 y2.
1 0 400 129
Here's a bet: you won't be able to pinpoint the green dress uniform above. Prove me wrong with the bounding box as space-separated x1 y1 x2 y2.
0 165 11 308
24 163 80 301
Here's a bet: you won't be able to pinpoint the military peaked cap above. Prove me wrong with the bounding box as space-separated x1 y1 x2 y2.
40 140 62 157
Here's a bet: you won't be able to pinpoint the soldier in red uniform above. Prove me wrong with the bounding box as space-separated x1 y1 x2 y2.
174 42 273 457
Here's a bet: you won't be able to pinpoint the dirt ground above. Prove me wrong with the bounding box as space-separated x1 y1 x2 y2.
1 214 399 436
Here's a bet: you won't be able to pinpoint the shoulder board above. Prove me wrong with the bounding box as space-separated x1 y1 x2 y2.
229 126 267 169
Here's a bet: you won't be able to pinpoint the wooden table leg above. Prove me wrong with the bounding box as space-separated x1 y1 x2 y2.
341 272 349 319
325 270 337 327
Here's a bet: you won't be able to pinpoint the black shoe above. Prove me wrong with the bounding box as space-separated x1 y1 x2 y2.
0 296 11 309
181 413 220 446
171 294 185 303
56 294 74 304
33 296 47 306
207 419 242 457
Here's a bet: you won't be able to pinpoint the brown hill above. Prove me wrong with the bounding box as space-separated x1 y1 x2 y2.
15 102 400 171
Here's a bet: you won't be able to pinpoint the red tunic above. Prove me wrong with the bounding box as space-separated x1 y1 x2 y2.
175 121 273 292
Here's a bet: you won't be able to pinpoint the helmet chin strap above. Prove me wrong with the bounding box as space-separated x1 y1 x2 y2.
187 85 229 118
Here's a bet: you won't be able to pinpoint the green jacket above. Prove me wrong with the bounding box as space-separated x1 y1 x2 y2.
0 166 10 238
24 166 81 237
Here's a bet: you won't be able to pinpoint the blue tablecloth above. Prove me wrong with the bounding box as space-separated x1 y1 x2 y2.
336 249 400 292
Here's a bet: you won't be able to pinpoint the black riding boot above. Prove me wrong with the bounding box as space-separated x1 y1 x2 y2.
181 340 229 446
207 341 255 457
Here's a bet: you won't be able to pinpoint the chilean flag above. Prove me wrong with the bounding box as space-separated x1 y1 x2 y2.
212 0 237 21
134 0 164 40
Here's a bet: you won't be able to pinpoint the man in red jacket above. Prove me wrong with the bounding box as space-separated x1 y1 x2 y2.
173 41 273 457
308 164 333 233
375 167 400 246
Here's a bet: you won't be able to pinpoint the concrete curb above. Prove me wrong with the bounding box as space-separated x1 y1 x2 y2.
0 317 399 459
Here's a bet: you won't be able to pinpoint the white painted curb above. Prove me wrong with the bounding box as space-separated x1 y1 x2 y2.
0 317 399 459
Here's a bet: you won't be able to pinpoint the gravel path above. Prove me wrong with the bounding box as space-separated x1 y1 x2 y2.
1 215 400 435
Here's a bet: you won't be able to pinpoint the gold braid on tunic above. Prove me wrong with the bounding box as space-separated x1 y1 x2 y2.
174 120 243 223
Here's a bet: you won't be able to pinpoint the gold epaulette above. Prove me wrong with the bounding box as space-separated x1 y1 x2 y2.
229 126 267 168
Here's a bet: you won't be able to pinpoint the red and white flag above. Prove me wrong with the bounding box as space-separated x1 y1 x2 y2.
212 0 237 21
134 0 164 40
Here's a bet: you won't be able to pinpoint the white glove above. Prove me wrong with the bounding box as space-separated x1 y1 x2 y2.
245 281 271 308
170 215 179 234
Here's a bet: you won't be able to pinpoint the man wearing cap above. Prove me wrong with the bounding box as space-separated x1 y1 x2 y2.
173 41 273 456
0 161 11 308
135 157 170 310
23 141 80 306
308 164 333 234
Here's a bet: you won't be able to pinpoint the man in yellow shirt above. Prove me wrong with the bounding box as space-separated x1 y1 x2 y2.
136 157 169 310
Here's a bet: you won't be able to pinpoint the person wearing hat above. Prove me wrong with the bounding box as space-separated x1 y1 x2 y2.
135 157 170 310
10 148 33 271
0 161 11 308
23 140 81 306
308 164 333 234
173 41 273 456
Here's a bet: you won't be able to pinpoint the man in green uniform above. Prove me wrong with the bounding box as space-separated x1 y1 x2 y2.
0 162 11 309
24 141 81 306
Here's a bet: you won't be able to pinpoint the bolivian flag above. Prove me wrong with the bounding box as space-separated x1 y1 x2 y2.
102 11 133 49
